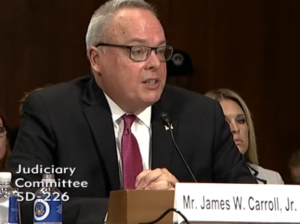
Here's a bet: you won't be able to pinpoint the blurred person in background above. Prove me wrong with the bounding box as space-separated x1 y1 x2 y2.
7 86 50 149
206 88 284 184
0 109 11 171
288 149 300 184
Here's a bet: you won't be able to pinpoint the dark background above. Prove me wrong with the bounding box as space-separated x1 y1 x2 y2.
0 0 299 183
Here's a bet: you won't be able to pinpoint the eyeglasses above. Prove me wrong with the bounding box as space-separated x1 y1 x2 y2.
0 126 6 138
95 43 173 62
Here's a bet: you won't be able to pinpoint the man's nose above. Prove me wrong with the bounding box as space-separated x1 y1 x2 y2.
145 50 161 70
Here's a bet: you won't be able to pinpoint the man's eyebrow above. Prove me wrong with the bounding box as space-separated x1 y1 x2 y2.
126 38 167 46
126 38 146 44
157 40 167 46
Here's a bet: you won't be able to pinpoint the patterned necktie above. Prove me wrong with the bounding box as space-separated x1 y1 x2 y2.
121 114 143 189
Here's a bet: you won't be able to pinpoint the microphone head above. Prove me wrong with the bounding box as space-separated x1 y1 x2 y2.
160 112 171 126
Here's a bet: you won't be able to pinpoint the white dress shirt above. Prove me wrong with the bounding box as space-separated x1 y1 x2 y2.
104 93 152 188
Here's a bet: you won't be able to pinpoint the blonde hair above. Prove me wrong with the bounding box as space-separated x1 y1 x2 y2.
205 88 259 165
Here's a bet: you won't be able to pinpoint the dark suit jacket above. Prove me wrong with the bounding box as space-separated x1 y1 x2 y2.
8 76 256 224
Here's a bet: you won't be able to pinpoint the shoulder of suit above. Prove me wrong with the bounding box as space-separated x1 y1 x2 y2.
30 75 92 100
163 85 217 105
24 75 92 110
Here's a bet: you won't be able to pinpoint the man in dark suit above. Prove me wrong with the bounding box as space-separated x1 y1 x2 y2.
8 0 256 223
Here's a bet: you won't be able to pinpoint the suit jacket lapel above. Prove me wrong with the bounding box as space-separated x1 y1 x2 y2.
82 78 120 190
151 94 178 170
81 79 179 188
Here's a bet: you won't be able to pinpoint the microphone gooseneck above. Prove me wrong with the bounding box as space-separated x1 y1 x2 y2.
160 112 198 183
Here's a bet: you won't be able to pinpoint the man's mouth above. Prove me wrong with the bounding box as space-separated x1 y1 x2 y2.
143 79 158 84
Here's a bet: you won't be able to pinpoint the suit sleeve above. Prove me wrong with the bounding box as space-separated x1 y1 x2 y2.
7 93 108 224
211 101 257 183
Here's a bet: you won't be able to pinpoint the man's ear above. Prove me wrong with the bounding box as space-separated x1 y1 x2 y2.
88 46 101 73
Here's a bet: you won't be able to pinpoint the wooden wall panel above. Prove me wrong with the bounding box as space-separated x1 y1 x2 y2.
0 0 103 124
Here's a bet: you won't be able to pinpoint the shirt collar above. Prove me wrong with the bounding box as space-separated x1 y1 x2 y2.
103 93 151 128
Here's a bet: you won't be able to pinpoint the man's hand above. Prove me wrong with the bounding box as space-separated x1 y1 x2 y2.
135 168 179 190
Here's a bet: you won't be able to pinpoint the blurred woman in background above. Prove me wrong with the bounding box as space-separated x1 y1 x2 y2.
206 88 284 184
0 109 11 171
288 149 300 184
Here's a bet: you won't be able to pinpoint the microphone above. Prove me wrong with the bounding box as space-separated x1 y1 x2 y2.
160 112 198 183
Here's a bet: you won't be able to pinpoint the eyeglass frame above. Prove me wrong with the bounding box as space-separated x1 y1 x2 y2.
0 126 6 138
94 42 174 62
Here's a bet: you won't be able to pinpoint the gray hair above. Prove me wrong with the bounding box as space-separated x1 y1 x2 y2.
85 0 157 51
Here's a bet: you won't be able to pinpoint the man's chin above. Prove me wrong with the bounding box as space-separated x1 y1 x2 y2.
143 94 162 105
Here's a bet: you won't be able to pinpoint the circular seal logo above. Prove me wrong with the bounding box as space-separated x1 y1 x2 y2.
172 53 184 66
34 199 50 221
